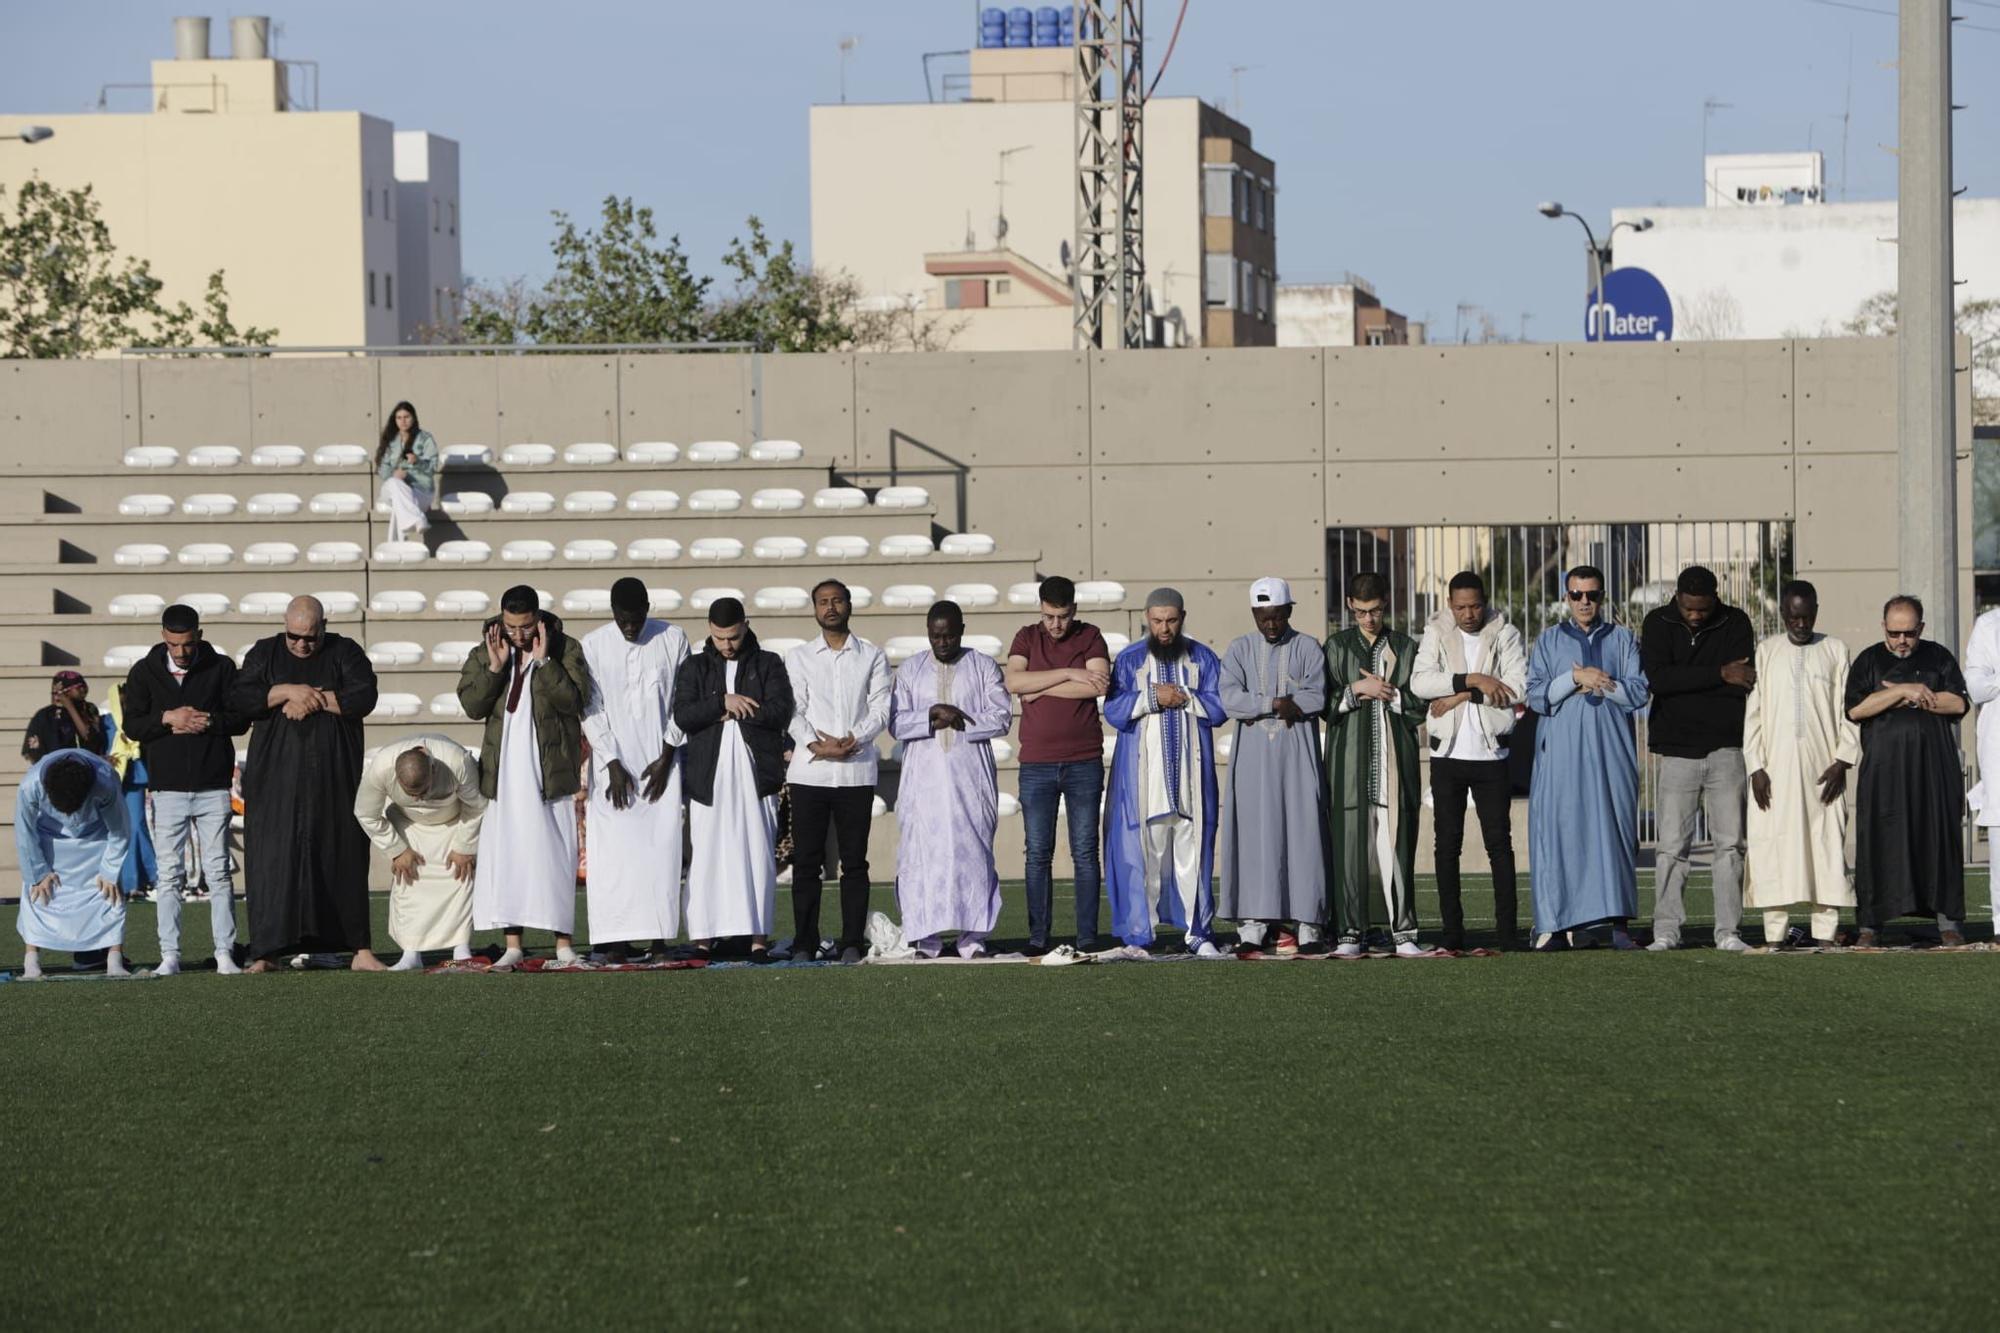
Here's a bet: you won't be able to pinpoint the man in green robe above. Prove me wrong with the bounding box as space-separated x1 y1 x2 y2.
1324 571 1425 957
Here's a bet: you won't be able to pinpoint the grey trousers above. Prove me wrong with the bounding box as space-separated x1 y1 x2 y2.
151 788 238 957
1652 748 1746 945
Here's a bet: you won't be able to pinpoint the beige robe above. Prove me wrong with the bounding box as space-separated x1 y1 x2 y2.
353 734 485 950
1742 633 1860 909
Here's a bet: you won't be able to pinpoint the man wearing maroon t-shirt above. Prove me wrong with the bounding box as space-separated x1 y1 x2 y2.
1005 576 1112 954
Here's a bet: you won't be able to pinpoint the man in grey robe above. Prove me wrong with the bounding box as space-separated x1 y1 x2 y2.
1217 577 1331 955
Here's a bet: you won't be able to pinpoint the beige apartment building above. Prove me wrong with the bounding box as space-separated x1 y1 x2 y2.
810 46 1276 350
0 16 459 348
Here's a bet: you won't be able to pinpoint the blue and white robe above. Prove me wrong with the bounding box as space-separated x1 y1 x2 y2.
15 752 130 953
1103 640 1223 947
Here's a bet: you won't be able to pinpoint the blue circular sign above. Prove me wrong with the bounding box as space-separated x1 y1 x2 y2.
1585 266 1673 342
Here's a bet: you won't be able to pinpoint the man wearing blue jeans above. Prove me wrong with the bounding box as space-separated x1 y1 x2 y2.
1006 577 1111 954
118 604 247 975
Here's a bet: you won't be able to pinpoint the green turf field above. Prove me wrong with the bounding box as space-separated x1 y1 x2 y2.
4 877 1998 1329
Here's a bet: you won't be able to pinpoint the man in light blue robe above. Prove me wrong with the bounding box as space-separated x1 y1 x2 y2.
1526 564 1650 950
15 751 132 979
1103 588 1226 955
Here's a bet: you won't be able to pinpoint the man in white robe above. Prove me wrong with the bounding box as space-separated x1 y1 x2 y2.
1963 598 2000 936
582 578 689 961
1744 580 1859 947
353 736 483 970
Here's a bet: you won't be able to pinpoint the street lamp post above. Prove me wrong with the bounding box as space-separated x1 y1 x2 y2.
2 126 56 144
1538 202 1606 341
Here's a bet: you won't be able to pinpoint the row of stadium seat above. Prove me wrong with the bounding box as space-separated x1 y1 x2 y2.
119 440 805 470
107 532 997 568
114 485 931 518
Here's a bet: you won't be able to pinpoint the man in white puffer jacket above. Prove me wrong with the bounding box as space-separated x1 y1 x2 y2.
1410 572 1529 951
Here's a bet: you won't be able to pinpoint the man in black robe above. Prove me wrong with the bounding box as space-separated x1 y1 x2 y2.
1845 593 1969 946
229 595 385 971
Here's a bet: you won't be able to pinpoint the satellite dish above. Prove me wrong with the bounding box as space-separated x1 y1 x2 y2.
1059 239 1072 271
995 215 1010 244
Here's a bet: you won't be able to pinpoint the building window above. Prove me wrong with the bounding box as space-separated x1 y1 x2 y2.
1267 186 1276 231
944 277 988 310
1252 183 1265 232
1256 270 1272 322
1203 164 1234 218
368 271 376 307
365 185 372 218
433 198 440 233
1238 260 1254 313
383 187 392 220
1365 328 1387 346
434 288 443 321
385 274 394 310
448 200 456 236
1236 176 1250 225
994 278 1011 295
1204 253 1235 309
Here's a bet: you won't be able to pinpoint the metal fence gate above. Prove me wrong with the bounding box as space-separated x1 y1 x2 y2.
1326 520 1796 848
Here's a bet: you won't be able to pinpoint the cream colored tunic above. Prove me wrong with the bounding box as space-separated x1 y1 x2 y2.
354 734 485 950
1742 634 1860 910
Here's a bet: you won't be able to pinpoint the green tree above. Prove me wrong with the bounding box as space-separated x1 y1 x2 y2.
1843 289 2000 425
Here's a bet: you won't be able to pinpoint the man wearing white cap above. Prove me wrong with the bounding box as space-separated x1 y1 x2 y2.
1217 578 1330 955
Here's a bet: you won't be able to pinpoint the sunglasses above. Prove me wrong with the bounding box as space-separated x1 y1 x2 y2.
1885 628 1920 640
1567 589 1605 603
284 629 323 645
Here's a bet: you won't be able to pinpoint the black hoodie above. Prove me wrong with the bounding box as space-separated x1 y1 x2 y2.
119 640 246 791
671 626 796 804
1638 600 1756 759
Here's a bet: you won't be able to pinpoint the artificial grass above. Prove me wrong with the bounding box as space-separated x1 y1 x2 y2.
4 880 1998 1329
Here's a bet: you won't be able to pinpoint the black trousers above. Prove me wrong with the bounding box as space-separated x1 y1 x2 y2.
790 785 873 950
1430 757 1519 946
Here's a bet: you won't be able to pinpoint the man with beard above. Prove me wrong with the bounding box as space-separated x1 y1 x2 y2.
460 584 592 970
1216 577 1329 956
1103 588 1225 955
1845 594 1969 947
230 595 384 971
582 578 689 961
673 597 795 962
784 579 890 962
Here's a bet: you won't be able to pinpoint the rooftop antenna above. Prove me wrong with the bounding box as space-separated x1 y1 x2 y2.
996 144 1032 249
1702 97 1734 202
1840 36 1854 201
839 35 861 104
965 211 976 251
1229 64 1259 118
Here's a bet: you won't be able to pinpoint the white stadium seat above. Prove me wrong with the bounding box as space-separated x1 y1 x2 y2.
563 539 619 564
373 541 430 564
243 541 300 567
118 494 174 518
623 441 679 464
500 443 556 467
762 637 806 655
754 586 810 613
429 693 467 719
689 587 745 612
944 582 1000 609
626 537 683 563
1006 582 1043 608
316 590 362 617
440 492 494 516
991 738 1015 764
250 445 305 468
625 489 681 513
688 488 743 512
309 491 367 516
1103 632 1132 654
751 487 805 512
181 493 239 517
313 444 369 467
882 584 938 609
875 485 930 509
1215 732 1233 761
749 439 805 462
965 634 1004 657
998 792 1022 818
878 534 934 560
813 487 867 511
433 590 488 615
176 543 234 567
686 440 742 464
500 491 556 515
815 535 870 561
501 539 556 564
690 537 744 562
238 592 293 616
884 636 929 664
562 588 612 613
372 693 423 720
871 794 889 819
535 588 555 611
648 588 684 614
115 543 170 568
366 641 423 668
123 446 179 470
1075 580 1127 610
110 594 167 618
103 645 152 670
562 490 618 514
246 492 302 516
432 640 478 665
187 445 242 468
752 536 808 561
848 585 875 609
436 540 493 564
306 541 364 566
174 593 231 618
940 532 997 557
444 443 493 465
563 442 618 466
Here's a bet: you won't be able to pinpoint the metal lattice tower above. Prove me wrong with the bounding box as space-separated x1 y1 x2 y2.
1072 0 1144 349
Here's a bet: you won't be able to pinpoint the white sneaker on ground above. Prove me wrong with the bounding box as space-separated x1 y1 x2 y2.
492 947 525 972
390 950 425 972
1646 939 1677 952
1192 940 1227 958
155 953 182 977
1394 940 1427 958
213 951 242 975
1334 941 1364 959
1715 935 1751 953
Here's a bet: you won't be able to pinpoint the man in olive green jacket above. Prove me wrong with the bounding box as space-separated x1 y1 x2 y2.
456 585 592 968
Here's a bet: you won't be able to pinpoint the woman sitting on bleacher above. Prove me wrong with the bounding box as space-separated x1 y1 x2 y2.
375 399 441 543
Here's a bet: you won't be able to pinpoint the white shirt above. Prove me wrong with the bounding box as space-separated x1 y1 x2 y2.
785 632 891 787
581 619 688 772
1444 630 1506 762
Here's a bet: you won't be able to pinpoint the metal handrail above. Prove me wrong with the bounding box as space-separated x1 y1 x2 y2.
839 429 972 533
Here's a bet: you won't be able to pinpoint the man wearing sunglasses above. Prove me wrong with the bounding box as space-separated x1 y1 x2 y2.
1844 595 1969 947
1525 566 1650 950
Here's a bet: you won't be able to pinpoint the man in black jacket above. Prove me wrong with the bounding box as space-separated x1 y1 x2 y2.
119 604 248 975
1640 566 1757 951
671 597 795 961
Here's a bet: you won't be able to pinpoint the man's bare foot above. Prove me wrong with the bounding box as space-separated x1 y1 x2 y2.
350 949 388 972
246 958 274 973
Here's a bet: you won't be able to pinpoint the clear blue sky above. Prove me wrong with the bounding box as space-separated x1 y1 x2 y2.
7 0 1997 341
